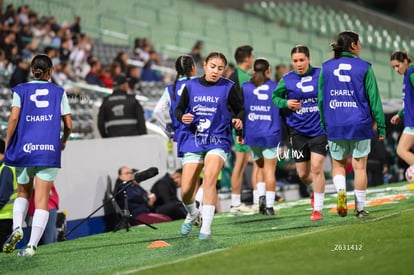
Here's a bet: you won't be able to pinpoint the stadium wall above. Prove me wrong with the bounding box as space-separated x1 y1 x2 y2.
55 134 169 239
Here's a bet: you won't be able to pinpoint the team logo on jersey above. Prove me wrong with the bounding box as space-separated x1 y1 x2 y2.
177 83 186 97
197 118 211 132
253 84 270 100
296 76 314 92
30 89 49 108
23 143 56 153
333 63 352 82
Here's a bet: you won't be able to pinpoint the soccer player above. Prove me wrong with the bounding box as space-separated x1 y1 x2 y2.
175 52 245 239
242 58 282 215
389 51 414 170
318 31 385 218
2 54 72 256
272 45 327 221
153 54 197 155
228 45 257 213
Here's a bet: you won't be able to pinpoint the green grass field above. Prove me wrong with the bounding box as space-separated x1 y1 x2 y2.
1 182 413 275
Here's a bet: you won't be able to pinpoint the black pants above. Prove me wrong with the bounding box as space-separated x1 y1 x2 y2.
155 202 187 220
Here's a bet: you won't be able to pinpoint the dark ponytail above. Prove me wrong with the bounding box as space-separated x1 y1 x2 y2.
172 54 195 100
31 54 53 80
331 31 359 59
250 58 270 86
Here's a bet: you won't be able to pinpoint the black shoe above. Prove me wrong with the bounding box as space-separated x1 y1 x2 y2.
264 207 275 216
259 196 266 215
354 209 370 218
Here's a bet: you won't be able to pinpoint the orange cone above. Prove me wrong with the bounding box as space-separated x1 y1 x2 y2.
147 240 171 248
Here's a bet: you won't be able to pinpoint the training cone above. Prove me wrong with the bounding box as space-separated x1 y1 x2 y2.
407 182 414 190
147 240 171 248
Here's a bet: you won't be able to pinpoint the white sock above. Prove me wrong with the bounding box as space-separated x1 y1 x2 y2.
195 187 203 205
28 209 49 247
257 182 266 197
231 194 241 207
333 175 346 192
13 197 29 230
313 192 325 211
184 202 197 217
253 190 258 204
354 189 366 211
266 191 275 208
200 205 215 235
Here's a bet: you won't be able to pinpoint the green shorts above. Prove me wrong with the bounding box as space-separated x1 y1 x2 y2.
403 126 414 135
232 130 250 153
250 146 278 161
16 167 59 184
328 139 371 160
181 149 228 165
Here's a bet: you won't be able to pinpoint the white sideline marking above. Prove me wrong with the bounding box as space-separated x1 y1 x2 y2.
114 249 228 274
116 207 414 274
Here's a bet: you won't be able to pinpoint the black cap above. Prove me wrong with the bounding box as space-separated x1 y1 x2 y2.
113 74 128 86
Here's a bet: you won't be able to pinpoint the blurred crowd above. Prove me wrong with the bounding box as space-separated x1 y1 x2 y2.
0 3 166 94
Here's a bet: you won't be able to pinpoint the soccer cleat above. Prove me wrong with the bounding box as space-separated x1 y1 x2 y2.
337 189 348 217
180 210 200 236
198 233 211 240
17 245 36 257
310 210 323 221
2 227 23 254
259 196 266 215
230 203 254 214
264 207 275 216
194 214 202 227
354 209 370 218
310 191 314 209
251 204 260 213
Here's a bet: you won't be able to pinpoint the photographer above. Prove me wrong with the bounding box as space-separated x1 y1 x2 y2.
114 166 171 225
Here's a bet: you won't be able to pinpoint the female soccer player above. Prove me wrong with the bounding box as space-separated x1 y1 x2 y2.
242 58 282 215
318 31 385 218
153 54 197 155
389 51 414 170
175 52 244 239
272 45 327 220
3 54 72 256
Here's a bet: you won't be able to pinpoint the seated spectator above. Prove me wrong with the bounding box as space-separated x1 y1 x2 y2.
85 58 104 87
114 166 171 225
9 56 29 87
97 74 147 138
99 64 113 88
126 64 140 93
110 61 122 79
150 169 187 220
51 61 77 89
0 49 13 74
113 51 129 74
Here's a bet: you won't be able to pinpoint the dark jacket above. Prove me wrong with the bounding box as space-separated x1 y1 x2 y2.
97 89 147 138
150 173 180 208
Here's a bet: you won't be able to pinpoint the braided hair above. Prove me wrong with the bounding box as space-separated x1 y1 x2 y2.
172 55 195 100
